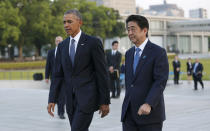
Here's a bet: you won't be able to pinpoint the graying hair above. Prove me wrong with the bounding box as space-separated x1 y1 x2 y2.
55 36 63 40
64 9 82 21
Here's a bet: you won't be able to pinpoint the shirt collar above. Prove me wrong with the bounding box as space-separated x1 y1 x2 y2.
135 38 148 52
70 30 82 43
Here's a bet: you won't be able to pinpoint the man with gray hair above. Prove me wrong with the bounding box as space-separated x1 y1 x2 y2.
45 36 66 119
47 9 110 131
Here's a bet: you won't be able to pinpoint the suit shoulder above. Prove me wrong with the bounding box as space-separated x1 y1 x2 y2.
125 46 135 55
85 34 103 48
149 41 166 55
48 49 54 54
87 34 102 43
60 37 69 47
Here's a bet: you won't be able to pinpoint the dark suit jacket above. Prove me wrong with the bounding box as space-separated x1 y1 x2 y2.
45 49 55 79
106 50 122 71
192 62 203 78
48 32 110 114
172 60 180 73
186 62 193 74
121 40 169 125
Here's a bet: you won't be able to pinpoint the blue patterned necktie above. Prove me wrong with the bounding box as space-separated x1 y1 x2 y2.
133 48 141 74
70 39 75 65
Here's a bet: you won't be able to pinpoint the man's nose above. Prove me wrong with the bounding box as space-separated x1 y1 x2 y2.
64 22 68 28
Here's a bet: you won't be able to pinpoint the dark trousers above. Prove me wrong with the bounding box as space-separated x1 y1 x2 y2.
174 71 180 84
57 85 66 116
110 77 121 97
193 74 204 90
123 105 163 131
67 94 94 131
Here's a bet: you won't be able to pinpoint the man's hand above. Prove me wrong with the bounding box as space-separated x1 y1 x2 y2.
176 68 180 71
47 103 55 117
138 103 151 116
45 79 49 84
99 104 109 118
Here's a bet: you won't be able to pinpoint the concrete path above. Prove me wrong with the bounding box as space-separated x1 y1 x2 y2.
0 80 210 131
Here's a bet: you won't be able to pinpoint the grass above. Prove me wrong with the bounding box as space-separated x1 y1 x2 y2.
0 61 45 70
0 69 45 80
0 58 209 80
168 58 210 80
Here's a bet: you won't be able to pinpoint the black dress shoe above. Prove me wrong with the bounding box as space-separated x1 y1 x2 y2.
59 115 65 119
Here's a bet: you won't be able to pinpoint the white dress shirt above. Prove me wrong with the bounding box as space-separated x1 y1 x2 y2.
69 30 82 54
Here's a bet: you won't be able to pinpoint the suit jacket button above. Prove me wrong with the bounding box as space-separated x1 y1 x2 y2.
131 84 134 87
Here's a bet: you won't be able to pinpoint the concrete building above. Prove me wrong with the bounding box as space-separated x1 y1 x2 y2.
88 0 136 15
104 15 210 54
189 8 208 19
141 0 184 17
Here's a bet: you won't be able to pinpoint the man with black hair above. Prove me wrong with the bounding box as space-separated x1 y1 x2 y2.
192 58 204 90
121 15 169 131
47 9 110 131
106 41 122 98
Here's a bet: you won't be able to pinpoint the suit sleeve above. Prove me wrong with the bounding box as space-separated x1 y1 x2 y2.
145 49 169 109
91 39 110 105
45 51 51 79
48 45 64 103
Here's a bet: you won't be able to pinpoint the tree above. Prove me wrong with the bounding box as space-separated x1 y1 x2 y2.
0 1 22 58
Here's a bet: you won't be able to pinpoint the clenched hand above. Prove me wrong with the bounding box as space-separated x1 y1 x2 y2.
99 104 109 118
138 103 151 116
47 103 55 117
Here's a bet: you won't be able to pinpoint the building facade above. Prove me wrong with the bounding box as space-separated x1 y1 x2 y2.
104 15 210 54
190 8 208 19
88 0 136 15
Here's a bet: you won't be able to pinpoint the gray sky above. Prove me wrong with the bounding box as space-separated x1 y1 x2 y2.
136 0 210 18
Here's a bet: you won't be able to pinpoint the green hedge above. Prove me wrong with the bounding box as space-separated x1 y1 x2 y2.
0 61 46 70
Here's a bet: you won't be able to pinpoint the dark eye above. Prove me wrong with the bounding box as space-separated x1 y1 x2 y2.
67 20 72 24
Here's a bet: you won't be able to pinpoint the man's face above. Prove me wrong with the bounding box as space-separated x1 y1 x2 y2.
126 21 147 46
55 37 63 46
195 59 199 63
63 13 82 37
175 56 178 60
112 43 118 50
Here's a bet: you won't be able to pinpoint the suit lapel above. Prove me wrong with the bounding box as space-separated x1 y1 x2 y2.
73 33 87 70
133 41 152 80
127 47 135 79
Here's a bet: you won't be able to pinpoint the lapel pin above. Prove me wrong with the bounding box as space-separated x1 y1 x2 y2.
81 43 85 45
143 55 146 59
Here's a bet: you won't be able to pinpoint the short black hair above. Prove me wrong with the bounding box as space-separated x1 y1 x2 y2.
112 41 119 46
126 15 149 37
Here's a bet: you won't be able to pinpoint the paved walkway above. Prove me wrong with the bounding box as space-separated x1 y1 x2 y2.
0 80 210 131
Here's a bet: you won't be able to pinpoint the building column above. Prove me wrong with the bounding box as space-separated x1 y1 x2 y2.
201 32 205 53
176 33 180 54
163 34 167 50
190 33 193 53
163 20 167 50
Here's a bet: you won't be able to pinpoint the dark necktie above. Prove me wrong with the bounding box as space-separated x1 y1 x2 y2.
70 39 75 65
133 48 141 74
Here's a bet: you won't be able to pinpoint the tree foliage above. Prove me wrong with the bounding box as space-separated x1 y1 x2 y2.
0 0 125 59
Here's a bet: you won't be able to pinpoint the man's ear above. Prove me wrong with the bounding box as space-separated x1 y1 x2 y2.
143 28 148 35
79 20 83 26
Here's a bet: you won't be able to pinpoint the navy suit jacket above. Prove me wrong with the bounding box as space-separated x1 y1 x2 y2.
121 40 169 124
45 49 55 79
48 32 110 114
106 50 122 71
172 60 181 73
192 62 203 78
